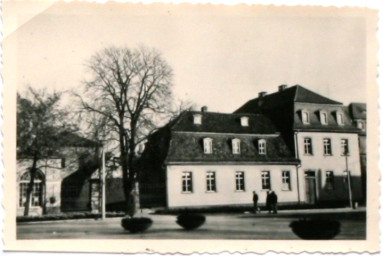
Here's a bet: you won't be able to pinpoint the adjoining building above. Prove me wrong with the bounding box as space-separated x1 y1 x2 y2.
235 85 364 206
348 102 367 202
139 108 300 209
17 132 125 216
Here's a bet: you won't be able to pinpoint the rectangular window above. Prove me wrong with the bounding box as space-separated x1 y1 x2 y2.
182 172 193 193
302 111 310 124
20 182 42 207
341 139 349 156
258 139 266 155
281 171 291 191
203 138 213 154
235 171 245 191
19 183 27 207
325 171 334 190
337 112 344 125
320 112 328 125
357 121 366 130
323 138 332 155
261 171 271 190
206 171 216 192
304 137 313 155
61 158 66 168
232 139 240 154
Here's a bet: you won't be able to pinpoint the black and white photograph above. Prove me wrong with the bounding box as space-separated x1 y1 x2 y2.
2 1 379 254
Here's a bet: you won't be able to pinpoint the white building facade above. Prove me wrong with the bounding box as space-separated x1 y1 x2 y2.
166 164 298 208
235 85 364 206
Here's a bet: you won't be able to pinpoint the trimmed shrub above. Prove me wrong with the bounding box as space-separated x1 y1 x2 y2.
176 214 206 230
121 217 153 233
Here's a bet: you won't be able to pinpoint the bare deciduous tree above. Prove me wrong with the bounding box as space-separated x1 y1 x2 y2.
78 46 173 215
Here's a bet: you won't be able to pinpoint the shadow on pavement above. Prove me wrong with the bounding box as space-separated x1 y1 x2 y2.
238 211 366 221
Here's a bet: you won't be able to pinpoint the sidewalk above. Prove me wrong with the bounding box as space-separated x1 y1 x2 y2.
17 207 366 239
17 206 366 224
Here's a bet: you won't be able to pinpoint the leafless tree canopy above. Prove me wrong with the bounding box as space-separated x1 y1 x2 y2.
78 46 174 211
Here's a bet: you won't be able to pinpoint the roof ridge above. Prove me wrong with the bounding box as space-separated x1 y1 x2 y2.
188 110 263 117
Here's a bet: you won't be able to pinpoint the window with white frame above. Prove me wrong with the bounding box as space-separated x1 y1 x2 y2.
320 111 328 125
325 171 334 190
232 138 241 154
203 138 213 154
193 114 202 124
357 120 366 130
336 111 344 125
240 116 249 127
258 139 266 155
303 137 313 155
206 171 216 192
261 171 271 190
281 171 291 191
323 138 332 155
19 170 44 207
302 110 310 124
341 139 349 156
182 172 193 193
235 171 245 191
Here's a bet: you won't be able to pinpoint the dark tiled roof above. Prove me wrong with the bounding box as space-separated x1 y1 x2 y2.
294 85 342 104
166 133 297 164
349 103 366 120
171 111 279 134
235 85 341 113
293 104 359 132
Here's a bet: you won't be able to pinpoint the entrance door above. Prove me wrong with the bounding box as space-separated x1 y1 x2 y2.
305 171 316 204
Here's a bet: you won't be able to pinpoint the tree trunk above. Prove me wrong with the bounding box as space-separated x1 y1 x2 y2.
23 155 38 216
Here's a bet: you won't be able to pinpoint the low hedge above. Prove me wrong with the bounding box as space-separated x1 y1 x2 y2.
17 211 125 223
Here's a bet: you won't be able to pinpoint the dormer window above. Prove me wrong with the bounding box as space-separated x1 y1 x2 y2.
357 120 366 130
320 110 328 125
193 114 202 125
302 110 310 124
203 138 213 154
336 111 344 126
258 139 266 155
240 117 249 127
232 138 241 154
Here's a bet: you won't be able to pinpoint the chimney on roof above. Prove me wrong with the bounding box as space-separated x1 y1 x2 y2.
259 91 267 98
201 106 208 113
278 84 288 92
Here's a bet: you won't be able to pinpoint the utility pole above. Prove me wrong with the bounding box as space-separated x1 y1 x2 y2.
101 146 106 219
345 154 353 208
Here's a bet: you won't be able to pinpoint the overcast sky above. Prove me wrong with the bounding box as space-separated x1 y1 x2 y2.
4 2 367 112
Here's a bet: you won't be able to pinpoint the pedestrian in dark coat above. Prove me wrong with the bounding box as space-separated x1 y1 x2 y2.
252 191 259 213
266 191 271 214
269 191 278 214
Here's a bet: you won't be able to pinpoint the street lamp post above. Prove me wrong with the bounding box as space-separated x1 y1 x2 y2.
345 153 353 209
101 145 106 220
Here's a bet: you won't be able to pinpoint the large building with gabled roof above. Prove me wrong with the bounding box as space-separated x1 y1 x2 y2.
235 85 364 206
139 109 300 209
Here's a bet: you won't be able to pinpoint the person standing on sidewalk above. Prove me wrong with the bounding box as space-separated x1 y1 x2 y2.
269 191 278 214
266 191 271 214
252 191 259 213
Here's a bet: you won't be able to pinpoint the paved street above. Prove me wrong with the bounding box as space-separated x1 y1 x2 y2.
17 208 366 240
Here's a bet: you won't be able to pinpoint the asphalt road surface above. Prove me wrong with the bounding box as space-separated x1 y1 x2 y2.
17 209 366 240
